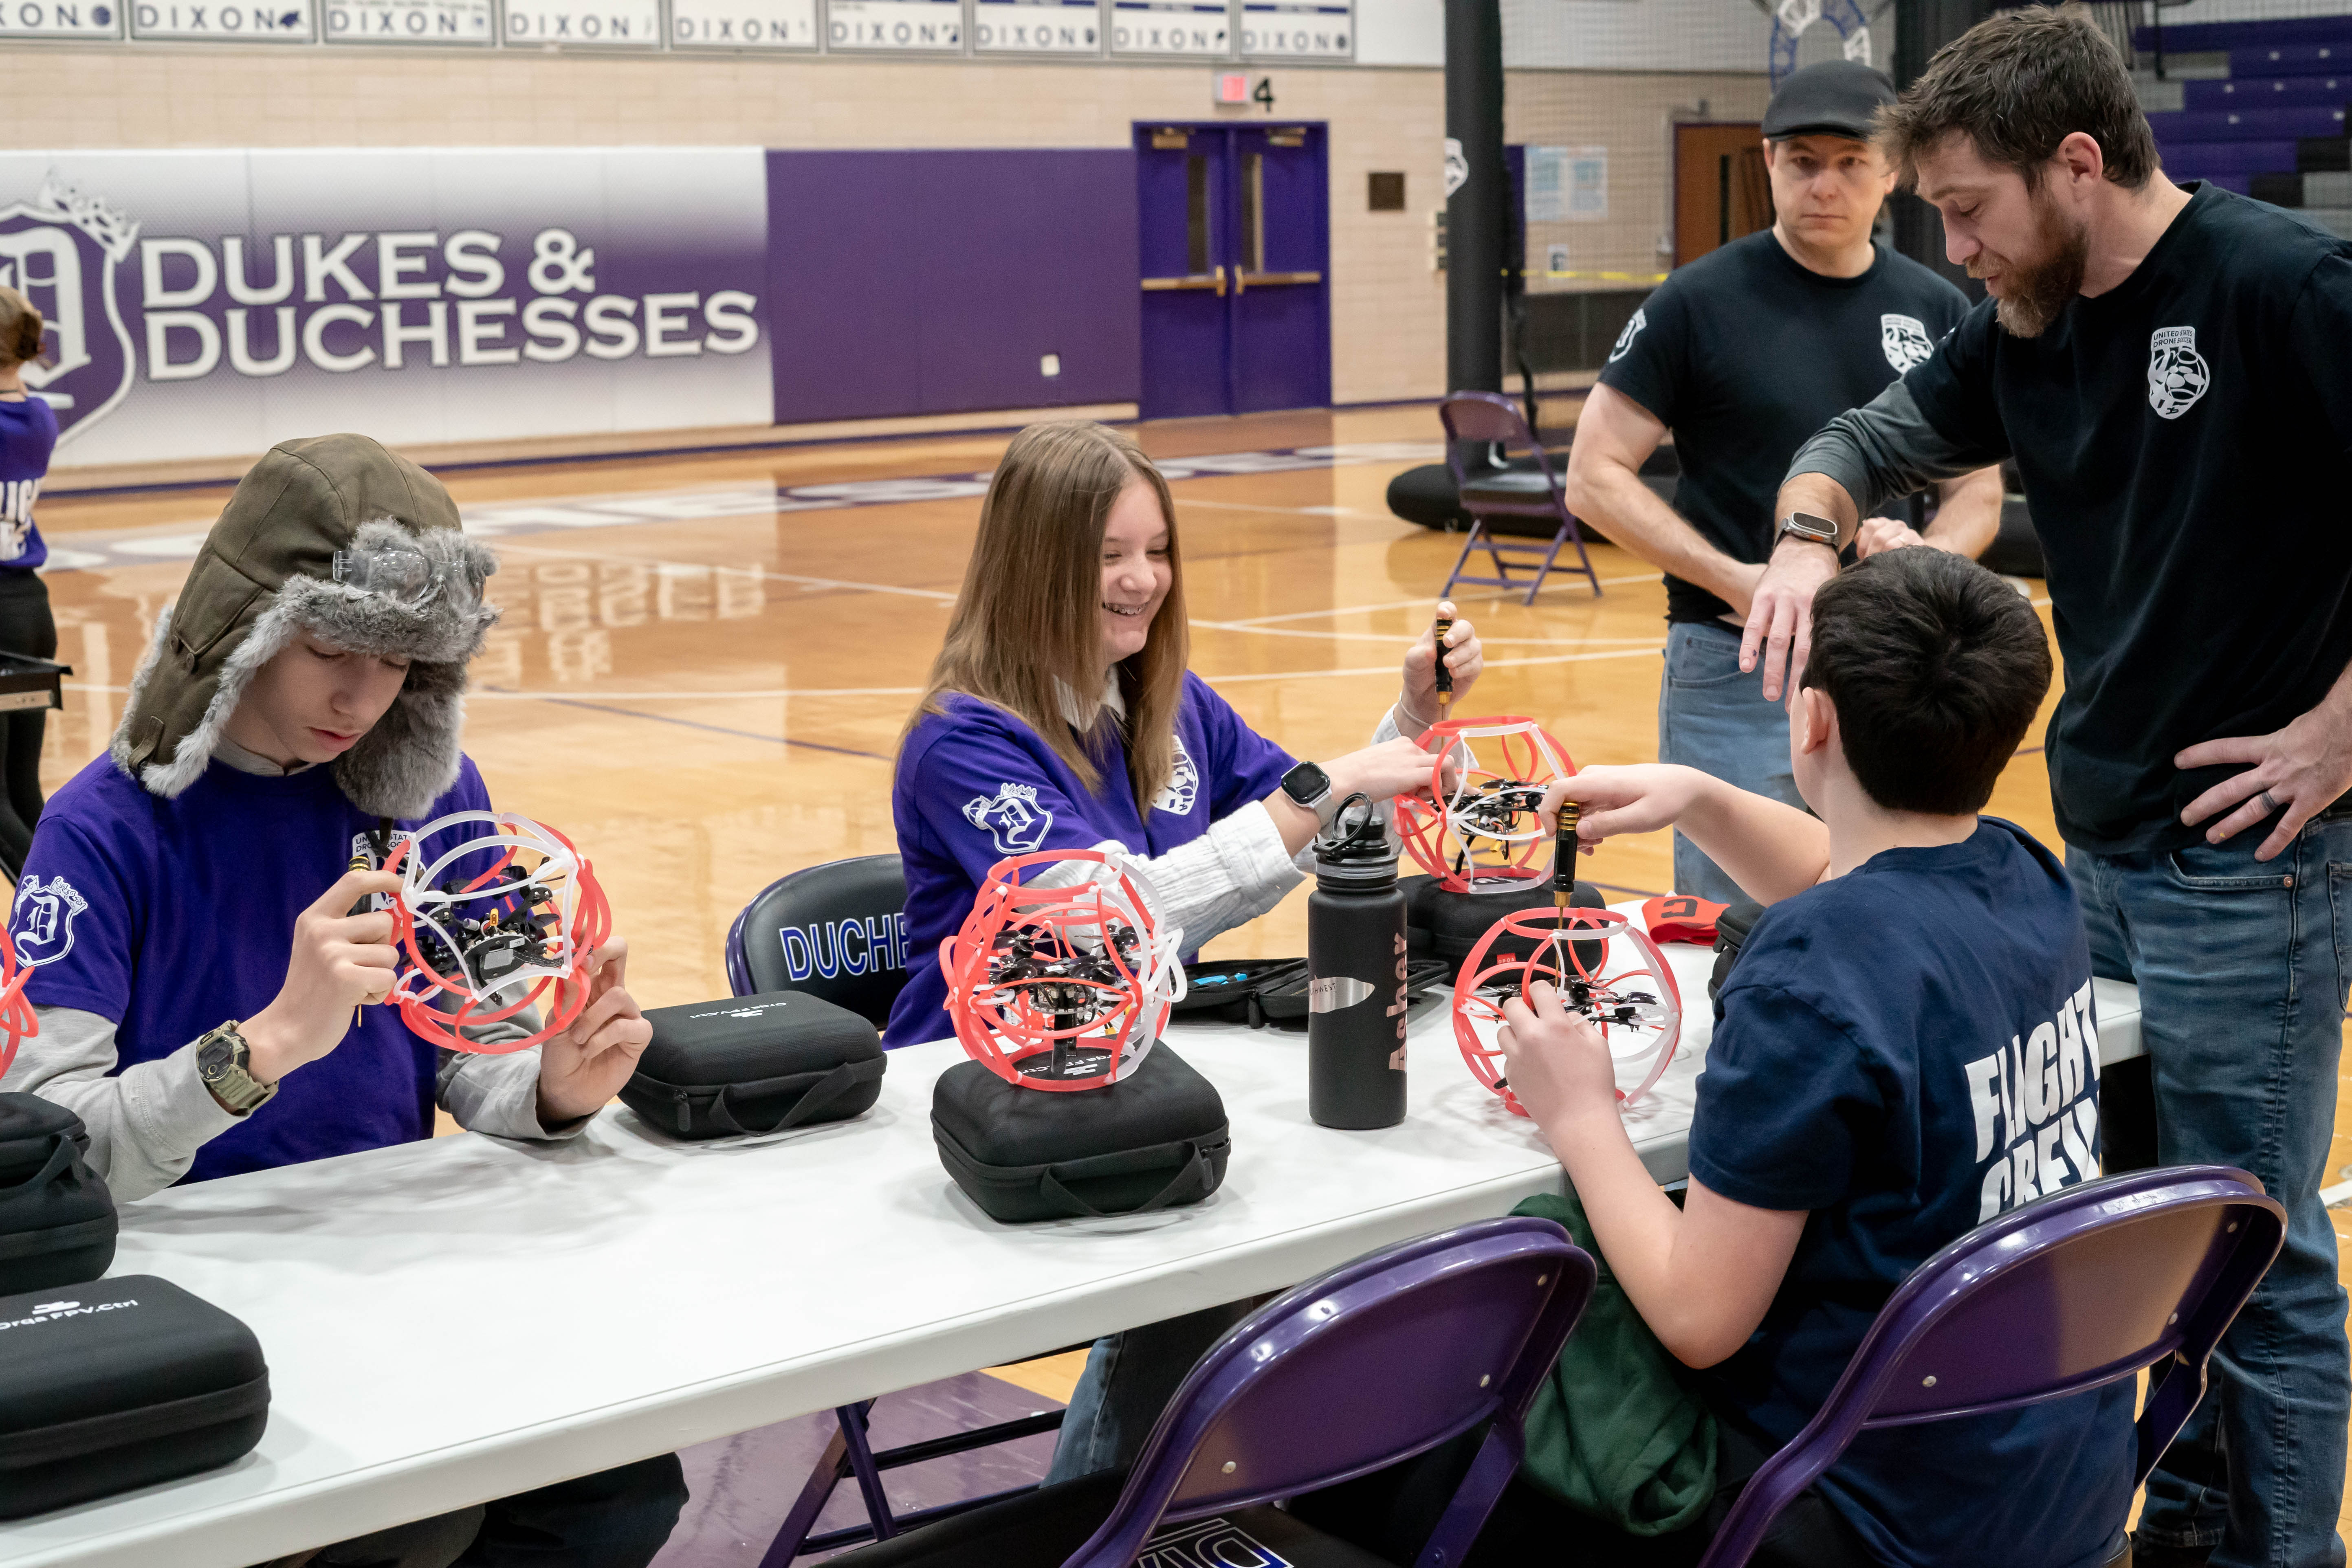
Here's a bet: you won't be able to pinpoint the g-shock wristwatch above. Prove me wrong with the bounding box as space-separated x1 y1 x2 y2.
195 1020 277 1117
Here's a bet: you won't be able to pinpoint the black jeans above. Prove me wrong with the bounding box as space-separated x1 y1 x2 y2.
260 1455 688 1568
0 570 55 880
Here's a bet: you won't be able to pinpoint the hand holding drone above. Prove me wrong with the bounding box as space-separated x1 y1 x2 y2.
1393 715 1578 896
381 811 614 1054
939 849 1186 1091
1453 905 1681 1115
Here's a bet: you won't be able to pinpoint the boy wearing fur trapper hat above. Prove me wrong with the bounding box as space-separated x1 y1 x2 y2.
3 434 684 1566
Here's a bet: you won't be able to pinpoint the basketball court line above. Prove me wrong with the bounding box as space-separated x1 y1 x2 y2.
38 441 1447 574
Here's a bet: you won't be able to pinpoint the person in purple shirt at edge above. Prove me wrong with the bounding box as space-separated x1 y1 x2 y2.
1 435 685 1568
0 286 62 881
888 418 1487 1484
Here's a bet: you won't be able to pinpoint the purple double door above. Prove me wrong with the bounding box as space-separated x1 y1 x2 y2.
1135 121 1332 420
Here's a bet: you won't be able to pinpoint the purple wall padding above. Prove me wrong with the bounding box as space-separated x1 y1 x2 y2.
766 150 1140 424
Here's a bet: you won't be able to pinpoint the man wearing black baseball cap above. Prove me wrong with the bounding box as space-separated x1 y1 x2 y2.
1563 58 2003 906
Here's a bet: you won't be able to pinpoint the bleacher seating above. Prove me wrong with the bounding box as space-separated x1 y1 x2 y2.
2133 13 2352 228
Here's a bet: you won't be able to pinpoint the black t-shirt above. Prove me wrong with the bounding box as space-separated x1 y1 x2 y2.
1598 231 1971 624
1905 184 2352 854
1690 818 2133 1568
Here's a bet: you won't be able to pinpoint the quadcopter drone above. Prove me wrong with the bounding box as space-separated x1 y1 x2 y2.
1452 906 1682 1114
1393 716 1578 895
940 849 1186 1091
382 811 612 1054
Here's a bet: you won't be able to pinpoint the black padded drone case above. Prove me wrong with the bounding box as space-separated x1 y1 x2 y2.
623 991 887 1140
932 1045 1229 1223
1404 875 1607 983
1710 900 1766 1005
0 1274 268 1518
1254 957 1451 1024
0 1094 115 1298
1167 959 1308 1026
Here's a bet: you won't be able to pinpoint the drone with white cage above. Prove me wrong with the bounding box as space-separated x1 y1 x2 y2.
383 811 612 1054
940 849 1186 1092
1452 906 1682 1114
1393 715 1578 895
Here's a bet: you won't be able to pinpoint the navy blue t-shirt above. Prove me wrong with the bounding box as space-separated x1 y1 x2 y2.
12 752 499 1183
887 671 1294 1047
1688 818 2134 1568
0 396 55 573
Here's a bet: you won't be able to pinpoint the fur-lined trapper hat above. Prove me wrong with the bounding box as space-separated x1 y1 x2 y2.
111 433 499 818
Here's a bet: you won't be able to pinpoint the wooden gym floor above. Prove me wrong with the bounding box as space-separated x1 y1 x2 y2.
32 402 2352 1554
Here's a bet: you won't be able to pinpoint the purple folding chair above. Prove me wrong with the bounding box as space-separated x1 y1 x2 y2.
823 1214 1596 1568
1695 1164 2287 1568
1438 391 1603 607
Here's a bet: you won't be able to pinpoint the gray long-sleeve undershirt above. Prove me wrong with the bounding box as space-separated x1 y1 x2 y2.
1784 380 2009 521
9 1005 577 1202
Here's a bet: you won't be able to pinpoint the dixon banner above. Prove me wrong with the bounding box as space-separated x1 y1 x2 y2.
0 148 773 468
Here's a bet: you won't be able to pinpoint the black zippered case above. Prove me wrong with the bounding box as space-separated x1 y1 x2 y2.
1252 957 1451 1023
1168 959 1308 1026
0 1275 268 1518
0 1094 115 1297
1710 900 1766 1004
933 1045 1230 1223
1404 875 1607 983
623 991 887 1140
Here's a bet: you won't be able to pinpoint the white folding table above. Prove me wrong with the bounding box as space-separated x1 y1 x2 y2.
0 927 2143 1568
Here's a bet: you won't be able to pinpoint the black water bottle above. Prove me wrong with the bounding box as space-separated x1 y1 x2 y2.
1308 796 1409 1130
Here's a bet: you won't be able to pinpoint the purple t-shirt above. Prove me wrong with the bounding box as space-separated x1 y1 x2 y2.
0 396 55 573
12 752 499 1183
885 671 1294 1047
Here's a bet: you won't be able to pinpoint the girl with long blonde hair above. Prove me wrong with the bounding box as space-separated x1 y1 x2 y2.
886 419 1482 1048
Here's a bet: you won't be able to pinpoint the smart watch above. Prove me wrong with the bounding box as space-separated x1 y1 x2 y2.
1280 760 1340 829
1776 512 1842 553
195 1020 277 1117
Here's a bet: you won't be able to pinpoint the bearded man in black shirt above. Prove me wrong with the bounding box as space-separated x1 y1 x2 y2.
1563 59 2002 904
1747 9 2352 1565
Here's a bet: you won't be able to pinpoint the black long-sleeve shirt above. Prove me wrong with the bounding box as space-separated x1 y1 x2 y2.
1788 183 2352 855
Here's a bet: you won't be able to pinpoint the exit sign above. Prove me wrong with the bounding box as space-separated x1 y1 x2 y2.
1215 71 1276 109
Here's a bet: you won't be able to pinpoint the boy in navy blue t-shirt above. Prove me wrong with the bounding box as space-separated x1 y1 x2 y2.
1502 548 2135 1568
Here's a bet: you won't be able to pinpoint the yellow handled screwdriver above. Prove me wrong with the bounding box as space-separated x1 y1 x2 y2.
1554 798 1579 913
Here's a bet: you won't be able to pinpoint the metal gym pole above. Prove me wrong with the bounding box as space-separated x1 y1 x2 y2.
1444 0 1505 401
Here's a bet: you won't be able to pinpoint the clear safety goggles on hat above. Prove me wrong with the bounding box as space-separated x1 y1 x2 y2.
330 546 483 611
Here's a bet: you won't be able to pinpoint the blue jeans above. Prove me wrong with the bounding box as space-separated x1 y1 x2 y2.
1044 1300 1265 1483
1656 620 1805 906
2069 819 2352 1568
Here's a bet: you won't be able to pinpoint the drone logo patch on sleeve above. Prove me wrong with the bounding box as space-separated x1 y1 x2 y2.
1880 313 1934 373
1151 733 1201 816
2147 326 2210 420
11 874 87 967
1607 308 1648 364
963 783 1054 855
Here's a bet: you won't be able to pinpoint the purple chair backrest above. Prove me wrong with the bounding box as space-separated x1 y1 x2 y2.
1696 1165 2286 1568
1061 1216 1596 1568
1438 391 1560 494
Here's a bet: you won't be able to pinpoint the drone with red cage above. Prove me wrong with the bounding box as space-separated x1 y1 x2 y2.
383 811 612 1054
939 849 1186 1092
1393 715 1578 895
1452 906 1681 1114
0 928 36 1082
